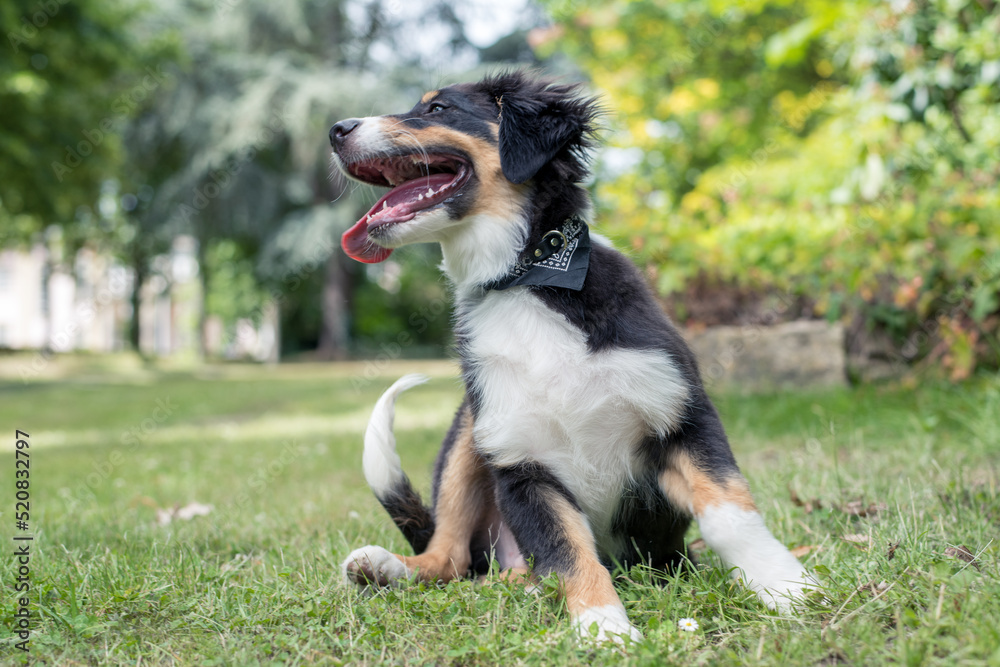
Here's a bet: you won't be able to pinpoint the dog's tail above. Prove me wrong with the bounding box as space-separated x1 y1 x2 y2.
362 374 435 554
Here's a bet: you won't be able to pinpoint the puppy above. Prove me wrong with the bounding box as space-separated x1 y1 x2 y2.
331 71 813 643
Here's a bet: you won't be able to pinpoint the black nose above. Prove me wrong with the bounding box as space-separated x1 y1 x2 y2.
330 118 361 149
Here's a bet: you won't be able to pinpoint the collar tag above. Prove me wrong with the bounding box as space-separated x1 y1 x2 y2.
487 216 591 291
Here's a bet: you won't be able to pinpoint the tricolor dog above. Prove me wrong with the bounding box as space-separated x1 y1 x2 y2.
331 71 813 643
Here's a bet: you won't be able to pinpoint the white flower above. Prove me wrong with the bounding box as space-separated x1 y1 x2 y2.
678 617 699 632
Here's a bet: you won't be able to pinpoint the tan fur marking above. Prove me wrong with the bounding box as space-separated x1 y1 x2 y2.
421 90 440 104
546 493 622 615
658 452 757 516
387 125 526 219
397 405 490 582
495 566 533 584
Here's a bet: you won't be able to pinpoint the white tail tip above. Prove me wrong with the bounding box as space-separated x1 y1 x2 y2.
362 374 429 496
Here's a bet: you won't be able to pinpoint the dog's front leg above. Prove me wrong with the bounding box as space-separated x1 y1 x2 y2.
659 451 814 611
492 462 642 645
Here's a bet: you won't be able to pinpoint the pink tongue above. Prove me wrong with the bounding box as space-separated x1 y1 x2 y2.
341 172 456 264
342 218 393 263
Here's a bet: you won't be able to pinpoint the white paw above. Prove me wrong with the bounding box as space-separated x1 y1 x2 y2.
573 604 643 645
342 545 410 588
750 569 818 613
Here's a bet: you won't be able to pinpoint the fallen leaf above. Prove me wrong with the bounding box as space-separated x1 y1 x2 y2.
790 545 821 559
789 484 803 505
842 533 871 549
841 500 887 518
944 545 981 571
887 541 900 561
788 484 822 514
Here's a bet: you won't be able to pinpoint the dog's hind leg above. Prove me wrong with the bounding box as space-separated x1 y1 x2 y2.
344 402 491 586
492 462 643 645
658 450 814 611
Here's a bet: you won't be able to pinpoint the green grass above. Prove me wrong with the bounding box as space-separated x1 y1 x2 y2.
1 354 998 665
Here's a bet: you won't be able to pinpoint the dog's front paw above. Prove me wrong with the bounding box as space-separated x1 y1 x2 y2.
751 569 819 613
342 545 410 588
573 605 643 645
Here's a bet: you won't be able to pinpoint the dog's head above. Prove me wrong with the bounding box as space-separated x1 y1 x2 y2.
331 71 599 266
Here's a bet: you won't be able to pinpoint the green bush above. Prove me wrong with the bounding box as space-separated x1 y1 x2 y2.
541 0 1000 377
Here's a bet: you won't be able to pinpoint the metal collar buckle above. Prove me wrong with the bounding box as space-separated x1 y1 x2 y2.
533 230 568 260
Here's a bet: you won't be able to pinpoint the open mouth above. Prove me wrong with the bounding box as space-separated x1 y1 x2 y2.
341 153 471 263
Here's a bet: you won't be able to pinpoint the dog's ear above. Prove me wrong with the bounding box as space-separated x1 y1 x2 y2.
487 73 598 185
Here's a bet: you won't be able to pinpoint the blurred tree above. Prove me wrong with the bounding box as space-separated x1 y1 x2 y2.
126 0 506 359
119 0 384 359
540 0 1000 377
0 0 172 242
0 0 175 351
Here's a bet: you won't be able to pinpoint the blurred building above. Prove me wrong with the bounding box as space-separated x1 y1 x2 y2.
0 244 129 352
0 235 279 361
138 235 201 357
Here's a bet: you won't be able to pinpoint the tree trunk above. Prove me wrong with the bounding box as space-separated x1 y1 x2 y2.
196 235 208 360
316 250 351 360
128 245 146 353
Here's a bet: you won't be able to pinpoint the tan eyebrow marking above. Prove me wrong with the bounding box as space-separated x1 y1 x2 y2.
421 90 440 104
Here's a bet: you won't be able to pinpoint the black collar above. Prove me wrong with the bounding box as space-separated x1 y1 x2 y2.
484 215 591 291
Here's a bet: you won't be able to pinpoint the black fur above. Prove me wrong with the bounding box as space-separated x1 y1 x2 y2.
491 461 583 576
480 72 600 185
395 85 500 143
349 71 747 580
377 485 435 555
378 399 474 557
609 474 691 572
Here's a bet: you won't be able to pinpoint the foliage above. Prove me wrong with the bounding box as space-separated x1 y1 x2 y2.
0 0 544 359
203 239 268 330
109 0 520 356
351 246 453 356
0 0 175 245
540 0 1000 376
1 359 999 663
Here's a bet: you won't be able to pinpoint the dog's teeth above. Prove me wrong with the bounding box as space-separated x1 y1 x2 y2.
417 194 424 200
382 201 387 210
427 188 434 196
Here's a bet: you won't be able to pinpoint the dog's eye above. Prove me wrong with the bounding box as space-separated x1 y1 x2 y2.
427 102 448 114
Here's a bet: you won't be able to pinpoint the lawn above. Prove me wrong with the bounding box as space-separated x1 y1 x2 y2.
1 354 998 665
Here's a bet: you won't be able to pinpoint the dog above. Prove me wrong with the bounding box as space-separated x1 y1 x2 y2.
331 71 813 644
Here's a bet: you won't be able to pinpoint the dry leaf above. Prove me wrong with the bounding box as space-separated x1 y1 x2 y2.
841 500 887 518
887 541 900 561
790 545 820 558
842 533 871 549
788 484 822 514
944 545 981 571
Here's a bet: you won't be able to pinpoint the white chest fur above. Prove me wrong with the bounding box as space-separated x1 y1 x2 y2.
460 289 690 549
